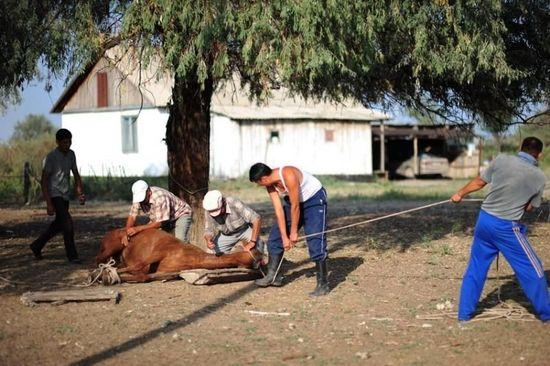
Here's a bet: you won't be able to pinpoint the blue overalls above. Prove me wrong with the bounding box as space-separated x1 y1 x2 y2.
458 209 550 321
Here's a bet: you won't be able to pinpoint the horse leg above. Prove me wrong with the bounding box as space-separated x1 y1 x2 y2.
117 262 150 274
118 272 152 283
119 271 180 283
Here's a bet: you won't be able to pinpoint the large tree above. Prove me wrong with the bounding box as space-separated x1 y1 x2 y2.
1 0 549 241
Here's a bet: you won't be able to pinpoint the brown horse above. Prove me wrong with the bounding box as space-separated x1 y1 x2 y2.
95 228 261 283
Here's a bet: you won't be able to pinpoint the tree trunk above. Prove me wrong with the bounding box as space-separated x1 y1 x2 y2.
166 72 213 248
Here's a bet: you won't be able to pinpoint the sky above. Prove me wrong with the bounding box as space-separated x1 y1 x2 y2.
0 76 65 142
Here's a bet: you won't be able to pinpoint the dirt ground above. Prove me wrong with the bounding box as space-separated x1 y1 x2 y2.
0 199 549 365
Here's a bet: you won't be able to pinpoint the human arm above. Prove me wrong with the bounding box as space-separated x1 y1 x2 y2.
244 217 262 251
40 170 54 215
203 211 215 249
268 186 292 250
451 176 487 203
525 184 545 212
127 220 162 237
282 167 301 244
71 154 85 204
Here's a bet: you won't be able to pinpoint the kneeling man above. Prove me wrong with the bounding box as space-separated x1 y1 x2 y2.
203 190 264 257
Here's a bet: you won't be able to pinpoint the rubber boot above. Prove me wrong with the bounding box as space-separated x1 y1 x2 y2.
309 259 329 296
255 252 283 287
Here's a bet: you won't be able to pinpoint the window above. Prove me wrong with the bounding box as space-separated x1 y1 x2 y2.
121 116 138 153
97 72 108 108
325 129 334 142
269 130 280 143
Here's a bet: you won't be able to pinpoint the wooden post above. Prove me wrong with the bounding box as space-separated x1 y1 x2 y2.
379 122 385 174
413 127 419 175
23 162 31 205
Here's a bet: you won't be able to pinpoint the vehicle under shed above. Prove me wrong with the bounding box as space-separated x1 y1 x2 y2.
371 123 480 179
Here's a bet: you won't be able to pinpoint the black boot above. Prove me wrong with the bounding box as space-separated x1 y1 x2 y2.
255 252 283 287
309 259 329 296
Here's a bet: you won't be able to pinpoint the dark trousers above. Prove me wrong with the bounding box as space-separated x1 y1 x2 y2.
267 188 328 262
31 197 78 260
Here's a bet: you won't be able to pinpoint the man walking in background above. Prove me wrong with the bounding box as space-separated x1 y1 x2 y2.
30 128 85 263
451 136 550 322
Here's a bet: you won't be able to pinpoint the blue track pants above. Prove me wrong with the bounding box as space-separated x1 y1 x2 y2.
458 209 550 321
267 188 328 262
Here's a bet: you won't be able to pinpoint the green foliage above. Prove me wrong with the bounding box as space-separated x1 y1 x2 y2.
1 1 548 125
10 114 56 142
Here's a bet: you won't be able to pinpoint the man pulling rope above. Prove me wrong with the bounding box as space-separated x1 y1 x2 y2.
451 136 550 322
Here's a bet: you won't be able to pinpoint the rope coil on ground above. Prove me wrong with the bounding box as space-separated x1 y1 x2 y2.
80 259 121 286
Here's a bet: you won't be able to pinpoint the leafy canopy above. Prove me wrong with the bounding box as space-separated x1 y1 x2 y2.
1 0 548 128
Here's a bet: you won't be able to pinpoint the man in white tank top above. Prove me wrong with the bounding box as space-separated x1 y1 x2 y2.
249 163 329 296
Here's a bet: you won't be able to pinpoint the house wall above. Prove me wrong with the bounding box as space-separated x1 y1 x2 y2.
62 108 169 176
210 114 242 178
63 110 373 178
239 120 373 176
63 58 156 112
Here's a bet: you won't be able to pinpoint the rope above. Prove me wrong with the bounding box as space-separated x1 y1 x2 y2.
80 259 121 286
270 198 483 282
300 198 483 241
168 174 208 196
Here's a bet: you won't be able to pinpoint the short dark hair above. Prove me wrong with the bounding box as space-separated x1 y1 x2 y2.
249 163 272 182
55 128 72 141
520 136 543 154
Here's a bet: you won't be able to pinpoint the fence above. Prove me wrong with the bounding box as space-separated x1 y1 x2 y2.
0 162 170 205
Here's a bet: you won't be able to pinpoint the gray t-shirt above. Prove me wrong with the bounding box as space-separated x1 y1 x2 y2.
480 154 546 221
43 148 78 200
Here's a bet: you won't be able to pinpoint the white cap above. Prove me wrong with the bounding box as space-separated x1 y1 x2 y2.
132 180 149 203
203 190 223 216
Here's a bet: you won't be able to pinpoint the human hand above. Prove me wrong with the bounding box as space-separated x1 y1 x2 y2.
46 203 55 216
289 231 299 244
450 193 462 203
126 227 139 237
207 240 215 250
283 236 293 251
243 241 256 251
121 235 129 247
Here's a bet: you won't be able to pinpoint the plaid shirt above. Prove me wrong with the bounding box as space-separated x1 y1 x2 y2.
204 196 260 237
129 186 192 222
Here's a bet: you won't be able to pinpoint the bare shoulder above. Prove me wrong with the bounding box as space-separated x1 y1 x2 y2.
282 166 302 180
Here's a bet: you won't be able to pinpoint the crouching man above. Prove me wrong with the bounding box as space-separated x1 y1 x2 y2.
203 190 265 259
124 180 192 245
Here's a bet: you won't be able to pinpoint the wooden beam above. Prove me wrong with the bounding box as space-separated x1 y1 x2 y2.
20 288 120 306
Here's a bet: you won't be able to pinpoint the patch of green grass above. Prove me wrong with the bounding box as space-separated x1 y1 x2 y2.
451 222 463 236
421 234 434 249
439 243 454 256
56 324 76 334
427 255 439 265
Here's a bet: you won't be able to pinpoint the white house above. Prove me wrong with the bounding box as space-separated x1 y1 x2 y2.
52 52 390 178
